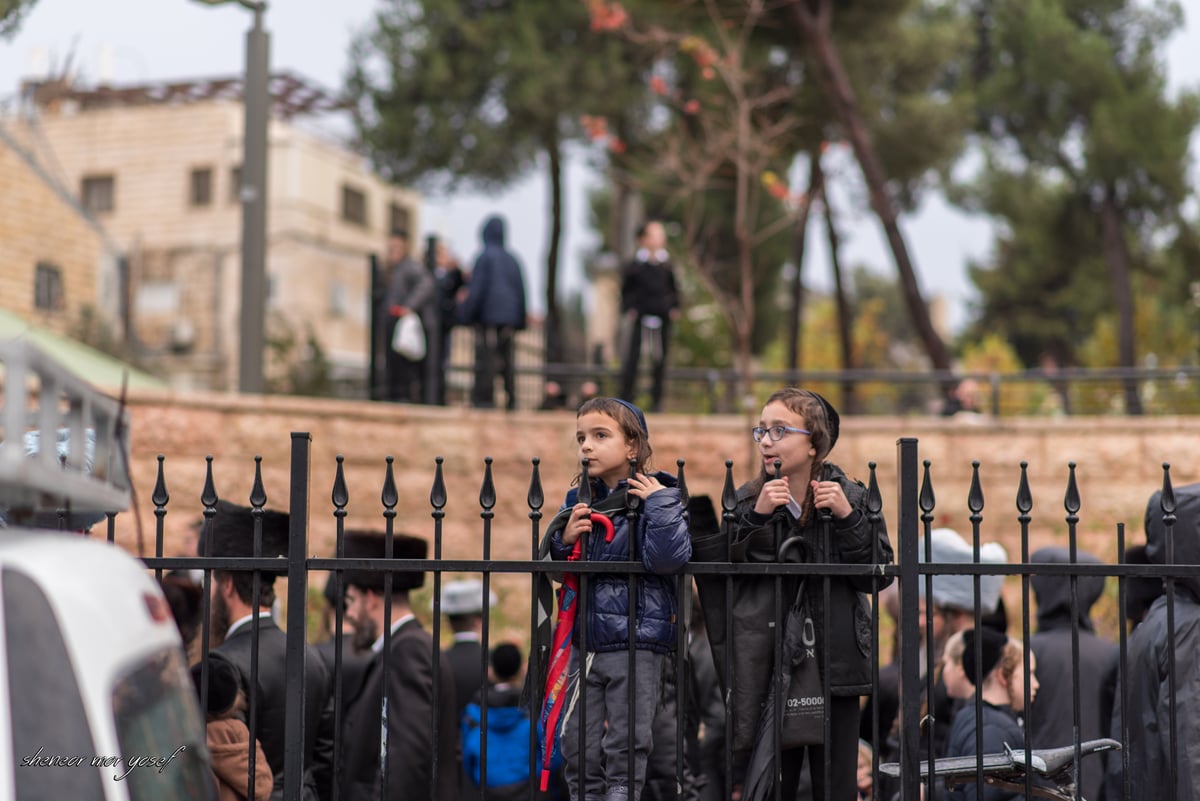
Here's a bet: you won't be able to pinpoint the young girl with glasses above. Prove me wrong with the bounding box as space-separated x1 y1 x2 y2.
717 387 894 801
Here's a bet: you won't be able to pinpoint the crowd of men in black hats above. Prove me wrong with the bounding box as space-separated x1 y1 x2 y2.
167 502 460 801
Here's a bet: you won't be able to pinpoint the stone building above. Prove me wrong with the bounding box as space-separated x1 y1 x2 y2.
0 121 121 342
1 73 420 392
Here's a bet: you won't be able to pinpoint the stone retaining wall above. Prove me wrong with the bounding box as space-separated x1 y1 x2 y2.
118 390 1198 570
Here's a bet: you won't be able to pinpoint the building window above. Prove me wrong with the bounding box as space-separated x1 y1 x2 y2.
80 174 115 214
34 262 64 311
328 281 348 318
190 167 213 207
389 203 411 237
230 166 242 203
341 184 367 227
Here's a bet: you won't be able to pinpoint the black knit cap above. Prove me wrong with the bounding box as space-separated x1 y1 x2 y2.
962 626 1008 686
491 642 522 682
807 390 840 450
342 529 428 593
191 651 240 716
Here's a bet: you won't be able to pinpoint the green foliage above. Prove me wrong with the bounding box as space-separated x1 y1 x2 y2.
347 0 645 193
1074 291 1200 413
956 334 1059 415
957 0 1200 371
0 0 37 39
755 293 923 414
961 172 1110 366
829 0 976 208
853 266 923 346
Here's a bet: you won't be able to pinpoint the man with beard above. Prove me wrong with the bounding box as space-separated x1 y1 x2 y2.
338 530 458 801
317 572 371 699
203 500 336 801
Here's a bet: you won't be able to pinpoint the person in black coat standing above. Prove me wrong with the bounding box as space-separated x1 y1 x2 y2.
618 221 679 412
458 215 527 410
440 579 496 801
691 388 893 801
203 501 336 801
338 530 459 801
1109 482 1200 801
1028 546 1118 801
440 579 495 728
429 240 467 405
383 229 435 403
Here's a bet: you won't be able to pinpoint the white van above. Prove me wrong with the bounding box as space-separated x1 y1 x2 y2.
0 531 212 800
0 339 212 800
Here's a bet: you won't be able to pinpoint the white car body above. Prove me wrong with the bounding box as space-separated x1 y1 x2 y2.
0 530 211 801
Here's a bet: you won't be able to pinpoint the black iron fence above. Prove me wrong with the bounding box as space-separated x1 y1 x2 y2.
77 435 1198 801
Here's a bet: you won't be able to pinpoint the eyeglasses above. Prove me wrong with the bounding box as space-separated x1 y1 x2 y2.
751 425 811 443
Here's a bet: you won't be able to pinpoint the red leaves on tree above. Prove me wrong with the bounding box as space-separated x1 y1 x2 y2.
586 0 629 32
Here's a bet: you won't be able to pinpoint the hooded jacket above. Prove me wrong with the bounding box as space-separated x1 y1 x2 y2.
547 472 692 653
1108 481 1200 801
1027 547 1118 801
458 216 527 329
691 462 894 754
208 717 274 801
461 684 531 801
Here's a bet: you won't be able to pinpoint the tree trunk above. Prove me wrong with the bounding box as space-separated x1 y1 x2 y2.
544 132 564 367
787 151 825 375
790 0 952 372
1099 185 1143 415
735 95 756 407
823 174 857 413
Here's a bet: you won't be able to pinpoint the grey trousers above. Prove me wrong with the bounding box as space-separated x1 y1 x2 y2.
561 649 665 801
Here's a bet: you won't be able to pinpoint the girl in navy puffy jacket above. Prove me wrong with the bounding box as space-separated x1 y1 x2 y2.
547 397 691 801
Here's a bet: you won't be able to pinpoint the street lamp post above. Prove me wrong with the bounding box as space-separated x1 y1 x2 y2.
196 0 269 394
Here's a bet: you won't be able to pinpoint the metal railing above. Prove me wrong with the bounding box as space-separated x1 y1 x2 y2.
53 435 1199 801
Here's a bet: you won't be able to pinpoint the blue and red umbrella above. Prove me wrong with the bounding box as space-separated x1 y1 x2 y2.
538 511 615 791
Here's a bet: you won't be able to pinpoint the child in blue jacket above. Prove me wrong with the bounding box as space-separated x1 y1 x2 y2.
462 642 535 801
547 397 692 801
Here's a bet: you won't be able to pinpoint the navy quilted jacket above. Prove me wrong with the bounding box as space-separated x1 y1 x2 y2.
548 472 691 653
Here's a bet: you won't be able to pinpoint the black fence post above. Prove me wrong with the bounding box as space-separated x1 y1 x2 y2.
369 254 384 401
896 437 921 801
284 432 311 801
423 234 441 406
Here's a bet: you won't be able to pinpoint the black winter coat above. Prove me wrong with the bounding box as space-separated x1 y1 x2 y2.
620 253 679 319
339 618 459 801
691 462 893 753
1027 547 1118 801
1105 481 1200 801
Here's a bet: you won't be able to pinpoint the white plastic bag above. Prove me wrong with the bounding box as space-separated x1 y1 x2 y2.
391 313 426 360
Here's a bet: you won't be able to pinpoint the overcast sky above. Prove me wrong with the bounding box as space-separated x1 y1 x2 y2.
2 0 1198 332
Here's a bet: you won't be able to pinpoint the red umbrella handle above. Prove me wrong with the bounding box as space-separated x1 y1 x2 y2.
590 512 615 542
567 511 616 563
